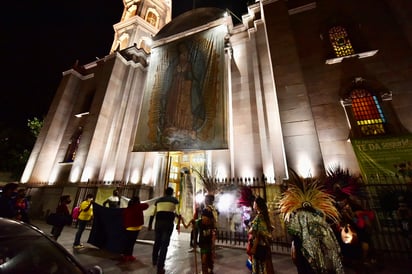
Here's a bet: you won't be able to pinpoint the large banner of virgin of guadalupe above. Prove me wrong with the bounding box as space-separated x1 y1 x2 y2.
133 25 228 151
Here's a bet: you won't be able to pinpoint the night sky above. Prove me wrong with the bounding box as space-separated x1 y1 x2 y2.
1 0 249 131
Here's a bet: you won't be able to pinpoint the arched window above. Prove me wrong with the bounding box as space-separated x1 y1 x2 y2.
119 33 130 50
146 11 157 27
329 26 355 57
350 88 386 136
125 4 137 20
139 39 151 53
342 78 407 137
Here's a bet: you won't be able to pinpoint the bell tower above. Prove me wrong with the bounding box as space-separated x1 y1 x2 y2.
110 0 172 53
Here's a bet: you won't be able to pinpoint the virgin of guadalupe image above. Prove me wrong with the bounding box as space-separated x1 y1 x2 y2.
158 42 206 148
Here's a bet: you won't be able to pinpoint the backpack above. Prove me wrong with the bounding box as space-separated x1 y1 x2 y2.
72 206 80 220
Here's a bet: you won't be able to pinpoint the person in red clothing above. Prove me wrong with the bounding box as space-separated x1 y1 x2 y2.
122 196 149 261
51 195 72 240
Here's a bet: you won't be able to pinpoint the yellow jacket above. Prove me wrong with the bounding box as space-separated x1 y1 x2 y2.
78 200 93 221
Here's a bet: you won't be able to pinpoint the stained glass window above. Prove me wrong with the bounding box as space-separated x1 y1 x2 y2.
351 89 386 136
329 26 355 57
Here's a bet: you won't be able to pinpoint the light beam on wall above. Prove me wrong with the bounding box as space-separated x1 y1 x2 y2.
48 168 59 184
103 169 115 182
142 167 152 185
215 164 228 181
80 166 94 183
297 154 313 178
71 166 83 183
130 170 140 184
240 166 254 179
264 164 275 183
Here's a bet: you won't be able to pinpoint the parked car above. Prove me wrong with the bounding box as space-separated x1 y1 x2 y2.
0 217 102 274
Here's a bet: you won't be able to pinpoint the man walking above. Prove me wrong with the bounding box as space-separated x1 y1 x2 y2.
151 187 179 274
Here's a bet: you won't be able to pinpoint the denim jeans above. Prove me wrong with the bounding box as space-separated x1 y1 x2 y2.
152 225 174 268
73 219 88 245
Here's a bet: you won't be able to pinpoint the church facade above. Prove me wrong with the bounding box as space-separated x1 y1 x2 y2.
21 0 412 200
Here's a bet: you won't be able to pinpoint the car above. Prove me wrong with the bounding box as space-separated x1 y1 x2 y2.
0 217 102 274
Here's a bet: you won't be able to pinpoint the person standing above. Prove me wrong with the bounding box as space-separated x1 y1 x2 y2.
151 187 179 274
196 207 217 274
121 196 149 262
14 188 31 223
103 189 121 208
0 182 19 219
73 193 94 249
51 195 72 240
247 196 274 274
188 203 202 252
278 174 344 274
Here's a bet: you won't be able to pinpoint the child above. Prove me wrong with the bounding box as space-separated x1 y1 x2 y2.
185 203 202 252
196 208 217 274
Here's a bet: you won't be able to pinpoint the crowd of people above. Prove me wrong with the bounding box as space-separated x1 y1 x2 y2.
2 178 392 274
0 182 31 223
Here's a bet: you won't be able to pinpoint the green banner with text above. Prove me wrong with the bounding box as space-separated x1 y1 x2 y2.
351 135 412 183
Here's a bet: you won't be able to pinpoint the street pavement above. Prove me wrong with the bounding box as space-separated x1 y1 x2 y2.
31 220 411 274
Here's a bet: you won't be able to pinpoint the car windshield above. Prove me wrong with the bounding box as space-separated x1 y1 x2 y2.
0 222 84 274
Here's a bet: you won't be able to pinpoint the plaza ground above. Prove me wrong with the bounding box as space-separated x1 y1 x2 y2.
31 220 410 274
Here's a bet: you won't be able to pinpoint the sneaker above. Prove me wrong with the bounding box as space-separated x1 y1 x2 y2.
188 248 194 253
73 244 84 249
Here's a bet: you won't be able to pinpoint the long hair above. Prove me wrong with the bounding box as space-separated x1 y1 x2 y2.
59 195 70 205
255 196 272 233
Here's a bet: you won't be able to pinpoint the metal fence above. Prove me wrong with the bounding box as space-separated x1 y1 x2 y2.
362 181 412 259
212 175 412 258
19 175 412 258
215 229 292 255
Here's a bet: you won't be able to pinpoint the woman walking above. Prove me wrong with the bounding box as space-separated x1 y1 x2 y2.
51 195 72 240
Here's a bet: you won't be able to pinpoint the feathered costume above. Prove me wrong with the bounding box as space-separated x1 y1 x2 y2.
278 171 344 274
324 166 375 265
324 166 374 230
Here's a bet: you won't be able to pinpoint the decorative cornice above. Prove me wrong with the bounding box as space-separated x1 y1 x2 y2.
288 2 317 15
326 50 379 65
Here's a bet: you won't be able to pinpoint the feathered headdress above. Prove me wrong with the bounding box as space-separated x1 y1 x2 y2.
324 165 364 201
278 169 340 224
237 186 255 207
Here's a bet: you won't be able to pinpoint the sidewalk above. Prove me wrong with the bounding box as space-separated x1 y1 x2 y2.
32 220 298 274
31 219 411 274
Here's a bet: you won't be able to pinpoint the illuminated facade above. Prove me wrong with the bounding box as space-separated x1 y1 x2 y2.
21 0 412 197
